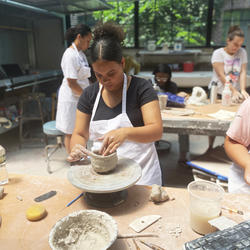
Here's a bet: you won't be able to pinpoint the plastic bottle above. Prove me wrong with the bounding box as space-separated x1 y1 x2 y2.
222 83 232 106
210 81 218 104
151 77 160 93
0 145 8 185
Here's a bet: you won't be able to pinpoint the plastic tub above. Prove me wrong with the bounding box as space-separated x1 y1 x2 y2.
183 61 194 72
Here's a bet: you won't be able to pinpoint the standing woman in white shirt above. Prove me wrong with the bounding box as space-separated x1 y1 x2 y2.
56 24 92 153
209 25 249 101
208 25 249 150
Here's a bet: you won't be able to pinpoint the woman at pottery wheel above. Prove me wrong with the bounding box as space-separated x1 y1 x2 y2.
68 22 163 185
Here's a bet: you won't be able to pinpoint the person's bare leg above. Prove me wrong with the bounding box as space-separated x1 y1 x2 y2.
64 134 72 154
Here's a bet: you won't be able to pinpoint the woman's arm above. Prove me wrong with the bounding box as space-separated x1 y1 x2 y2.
239 63 249 99
213 62 242 98
70 110 90 149
67 78 83 96
67 110 91 161
100 100 163 155
224 136 250 185
213 62 226 85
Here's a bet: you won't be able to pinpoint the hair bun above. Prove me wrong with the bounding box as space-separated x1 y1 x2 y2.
93 22 125 44
228 25 241 34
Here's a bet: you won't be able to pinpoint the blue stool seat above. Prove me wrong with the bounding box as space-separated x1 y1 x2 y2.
43 120 64 174
43 121 63 136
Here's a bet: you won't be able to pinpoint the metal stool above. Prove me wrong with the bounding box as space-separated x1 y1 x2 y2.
43 120 64 173
19 92 48 148
51 92 57 120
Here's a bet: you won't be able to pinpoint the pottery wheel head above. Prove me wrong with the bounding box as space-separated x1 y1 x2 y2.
68 157 142 193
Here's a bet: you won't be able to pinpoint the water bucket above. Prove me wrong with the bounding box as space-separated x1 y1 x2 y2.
183 61 194 72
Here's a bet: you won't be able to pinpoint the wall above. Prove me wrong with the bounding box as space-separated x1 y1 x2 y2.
0 13 31 70
0 3 65 74
34 18 65 70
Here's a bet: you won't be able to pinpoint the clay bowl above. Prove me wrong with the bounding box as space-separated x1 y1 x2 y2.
49 210 118 250
90 150 118 173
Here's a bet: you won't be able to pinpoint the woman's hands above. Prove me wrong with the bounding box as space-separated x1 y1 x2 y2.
99 128 128 156
231 89 244 103
240 89 249 100
244 163 250 186
67 144 90 162
231 88 249 103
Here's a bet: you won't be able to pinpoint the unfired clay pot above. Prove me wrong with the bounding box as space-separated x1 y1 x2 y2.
91 151 118 173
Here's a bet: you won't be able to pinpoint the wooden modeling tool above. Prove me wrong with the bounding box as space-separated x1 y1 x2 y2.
132 239 141 250
138 240 166 250
118 233 158 239
222 206 244 215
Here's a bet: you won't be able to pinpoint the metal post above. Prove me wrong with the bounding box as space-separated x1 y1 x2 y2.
206 0 214 47
134 0 139 48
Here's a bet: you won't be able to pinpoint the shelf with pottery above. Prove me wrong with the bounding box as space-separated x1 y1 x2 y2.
136 71 250 88
137 48 203 69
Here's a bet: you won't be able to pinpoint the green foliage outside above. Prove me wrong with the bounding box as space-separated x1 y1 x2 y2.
92 0 208 48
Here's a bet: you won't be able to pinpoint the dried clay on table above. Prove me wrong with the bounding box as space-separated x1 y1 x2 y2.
149 184 169 203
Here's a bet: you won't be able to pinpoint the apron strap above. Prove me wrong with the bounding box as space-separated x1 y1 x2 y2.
90 84 102 122
122 73 127 114
90 73 128 121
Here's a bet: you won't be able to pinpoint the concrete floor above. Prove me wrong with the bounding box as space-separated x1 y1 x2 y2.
0 123 225 188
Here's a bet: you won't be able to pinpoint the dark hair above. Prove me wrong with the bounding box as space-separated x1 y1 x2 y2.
153 63 172 80
90 22 125 63
227 25 244 41
65 24 91 44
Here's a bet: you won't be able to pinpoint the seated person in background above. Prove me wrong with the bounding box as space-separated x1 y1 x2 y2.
152 63 188 98
224 97 250 194
153 63 177 94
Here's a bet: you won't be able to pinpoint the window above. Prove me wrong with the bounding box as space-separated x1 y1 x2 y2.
76 0 250 49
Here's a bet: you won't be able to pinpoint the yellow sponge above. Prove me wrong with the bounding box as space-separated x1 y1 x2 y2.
26 204 47 221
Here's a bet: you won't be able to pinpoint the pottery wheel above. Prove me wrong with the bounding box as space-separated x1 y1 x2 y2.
68 157 142 193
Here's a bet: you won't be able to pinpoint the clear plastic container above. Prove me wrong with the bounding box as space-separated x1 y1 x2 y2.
188 180 224 235
158 93 168 110
0 145 8 185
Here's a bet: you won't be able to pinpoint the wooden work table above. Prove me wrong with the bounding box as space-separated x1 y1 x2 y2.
161 102 240 161
1 173 250 250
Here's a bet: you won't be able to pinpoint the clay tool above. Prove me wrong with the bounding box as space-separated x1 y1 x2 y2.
132 239 141 250
222 206 244 215
34 190 57 202
138 240 165 250
129 215 162 233
118 233 158 239
66 192 84 207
